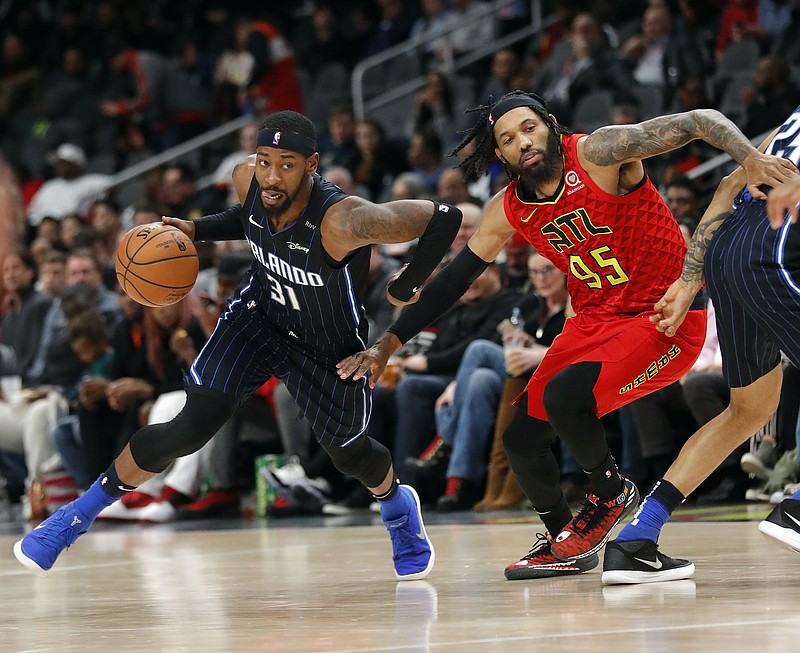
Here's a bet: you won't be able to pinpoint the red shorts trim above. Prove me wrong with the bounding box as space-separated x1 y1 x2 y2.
518 310 707 420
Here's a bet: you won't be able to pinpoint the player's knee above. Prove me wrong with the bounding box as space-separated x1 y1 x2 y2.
728 388 780 430
130 390 236 473
324 436 391 488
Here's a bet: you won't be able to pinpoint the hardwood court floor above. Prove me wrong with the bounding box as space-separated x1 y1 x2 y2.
1 507 799 653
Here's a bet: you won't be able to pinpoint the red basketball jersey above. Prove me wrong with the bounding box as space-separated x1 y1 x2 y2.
503 133 686 317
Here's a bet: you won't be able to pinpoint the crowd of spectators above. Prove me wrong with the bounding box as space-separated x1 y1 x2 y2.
2 0 800 521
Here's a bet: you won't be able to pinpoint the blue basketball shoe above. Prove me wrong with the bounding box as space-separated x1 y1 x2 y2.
381 485 435 580
14 502 91 576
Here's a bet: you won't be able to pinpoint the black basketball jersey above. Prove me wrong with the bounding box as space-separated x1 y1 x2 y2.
238 173 371 358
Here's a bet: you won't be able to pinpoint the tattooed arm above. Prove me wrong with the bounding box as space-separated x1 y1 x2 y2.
651 168 747 337
322 196 462 305
580 110 796 200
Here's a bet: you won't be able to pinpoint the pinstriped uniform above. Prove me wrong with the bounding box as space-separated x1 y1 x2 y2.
188 174 373 446
706 105 800 387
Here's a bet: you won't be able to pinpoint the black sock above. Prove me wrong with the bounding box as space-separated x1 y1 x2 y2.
648 479 685 513
585 450 623 500
537 494 573 537
101 463 138 499
372 474 400 501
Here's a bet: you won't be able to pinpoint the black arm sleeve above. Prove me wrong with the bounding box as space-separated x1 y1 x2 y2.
193 205 246 242
388 245 490 345
386 202 462 302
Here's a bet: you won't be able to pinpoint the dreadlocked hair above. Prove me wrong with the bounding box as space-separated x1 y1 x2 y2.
451 90 572 183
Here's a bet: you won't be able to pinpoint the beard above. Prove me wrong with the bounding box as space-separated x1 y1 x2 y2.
260 184 302 218
510 128 562 194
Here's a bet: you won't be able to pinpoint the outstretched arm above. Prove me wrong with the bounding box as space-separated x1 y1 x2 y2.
651 168 746 337
336 193 517 386
582 109 796 200
323 197 462 304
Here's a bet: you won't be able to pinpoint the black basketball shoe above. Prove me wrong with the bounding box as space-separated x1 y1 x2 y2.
601 539 695 585
758 498 800 554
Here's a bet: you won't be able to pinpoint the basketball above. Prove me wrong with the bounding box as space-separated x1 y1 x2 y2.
115 223 199 307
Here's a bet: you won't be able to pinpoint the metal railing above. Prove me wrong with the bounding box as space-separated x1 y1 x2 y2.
105 114 258 192
351 0 548 121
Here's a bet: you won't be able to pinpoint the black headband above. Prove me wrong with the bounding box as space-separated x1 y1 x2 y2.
487 95 548 130
257 128 316 156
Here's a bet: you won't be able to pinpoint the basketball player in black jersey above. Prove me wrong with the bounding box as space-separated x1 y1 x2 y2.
15 111 462 581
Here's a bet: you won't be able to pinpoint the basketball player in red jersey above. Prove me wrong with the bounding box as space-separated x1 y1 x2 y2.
338 91 797 580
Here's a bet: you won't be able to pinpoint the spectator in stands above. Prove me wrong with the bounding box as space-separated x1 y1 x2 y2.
100 48 166 150
213 16 255 107
293 2 350 77
474 252 569 511
407 129 447 195
350 119 408 201
318 105 360 173
450 202 481 255
0 250 52 384
663 174 702 225
499 231 532 292
210 122 259 206
436 168 479 207
36 250 67 302
38 46 99 159
393 263 517 490
27 144 111 227
674 0 719 77
159 39 212 150
365 0 416 58
410 0 455 71
715 0 760 62
88 199 122 253
620 4 700 106
158 164 211 221
242 18 304 114
0 33 40 136
534 12 628 122
445 0 498 62
479 49 520 102
410 72 456 146
78 296 204 484
740 56 800 138
323 166 369 199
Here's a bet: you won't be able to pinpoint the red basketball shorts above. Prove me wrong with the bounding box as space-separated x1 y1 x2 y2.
519 309 707 420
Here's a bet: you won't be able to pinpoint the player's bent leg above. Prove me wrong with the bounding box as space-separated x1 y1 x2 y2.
325 437 434 580
14 389 237 575
602 366 782 584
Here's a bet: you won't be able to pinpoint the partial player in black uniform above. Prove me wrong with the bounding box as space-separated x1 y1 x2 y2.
603 107 800 584
15 111 462 581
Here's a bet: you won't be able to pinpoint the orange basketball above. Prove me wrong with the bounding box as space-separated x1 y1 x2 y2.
115 223 198 307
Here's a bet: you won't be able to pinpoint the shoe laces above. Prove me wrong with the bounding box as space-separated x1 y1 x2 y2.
35 511 84 550
521 532 552 560
572 493 606 532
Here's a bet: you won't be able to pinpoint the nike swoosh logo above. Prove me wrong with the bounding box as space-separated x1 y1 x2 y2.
248 214 263 229
784 511 800 530
412 286 421 294
416 530 426 540
633 556 663 569
118 485 134 492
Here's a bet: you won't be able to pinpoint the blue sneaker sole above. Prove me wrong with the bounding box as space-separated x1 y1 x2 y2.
395 485 435 581
14 540 51 577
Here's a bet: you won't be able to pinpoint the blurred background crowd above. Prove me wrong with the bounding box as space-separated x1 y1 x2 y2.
2 0 800 525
